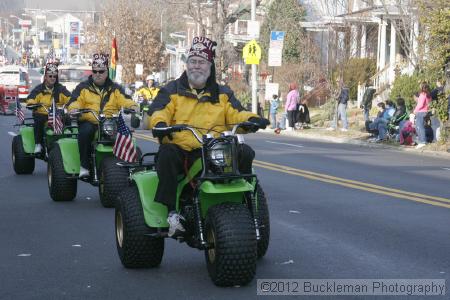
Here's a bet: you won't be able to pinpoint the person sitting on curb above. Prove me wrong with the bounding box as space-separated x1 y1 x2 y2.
366 102 394 142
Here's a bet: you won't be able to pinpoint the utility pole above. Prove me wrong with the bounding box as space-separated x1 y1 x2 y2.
251 0 257 114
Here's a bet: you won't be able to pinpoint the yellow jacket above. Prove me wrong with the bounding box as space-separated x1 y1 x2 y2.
26 83 71 115
68 77 137 124
137 86 160 100
149 72 258 151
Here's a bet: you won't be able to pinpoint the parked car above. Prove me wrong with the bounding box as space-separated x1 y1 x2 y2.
58 64 92 92
0 65 31 100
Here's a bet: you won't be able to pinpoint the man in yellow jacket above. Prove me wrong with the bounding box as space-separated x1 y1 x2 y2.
67 53 138 178
26 63 71 153
149 36 269 237
136 74 160 102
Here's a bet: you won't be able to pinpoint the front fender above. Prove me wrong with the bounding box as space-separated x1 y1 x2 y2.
56 138 80 174
199 179 254 217
19 126 35 154
132 171 168 228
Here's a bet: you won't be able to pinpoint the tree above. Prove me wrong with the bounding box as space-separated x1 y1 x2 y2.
84 0 165 83
259 0 323 98
260 0 308 63
183 0 263 75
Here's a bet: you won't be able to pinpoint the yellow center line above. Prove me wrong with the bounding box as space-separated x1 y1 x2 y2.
253 162 450 209
133 133 450 209
254 160 450 204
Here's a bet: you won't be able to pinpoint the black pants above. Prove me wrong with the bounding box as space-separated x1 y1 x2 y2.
155 143 255 211
78 121 97 169
287 110 297 128
33 113 47 144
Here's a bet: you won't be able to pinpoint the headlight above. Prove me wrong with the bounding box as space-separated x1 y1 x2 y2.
208 142 232 168
103 119 117 137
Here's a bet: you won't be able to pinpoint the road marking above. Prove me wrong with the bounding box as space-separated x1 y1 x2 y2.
8 131 17 137
253 160 450 209
133 133 450 209
266 141 304 148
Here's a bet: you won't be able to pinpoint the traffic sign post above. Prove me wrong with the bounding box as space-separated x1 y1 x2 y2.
242 39 261 65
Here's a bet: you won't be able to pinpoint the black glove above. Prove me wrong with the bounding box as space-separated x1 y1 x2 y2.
248 117 270 131
152 122 171 139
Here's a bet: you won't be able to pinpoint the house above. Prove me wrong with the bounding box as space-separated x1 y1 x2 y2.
300 0 420 103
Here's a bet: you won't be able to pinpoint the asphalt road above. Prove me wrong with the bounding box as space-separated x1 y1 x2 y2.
0 114 449 299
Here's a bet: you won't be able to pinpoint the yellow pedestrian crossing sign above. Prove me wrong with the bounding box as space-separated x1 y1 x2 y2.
243 40 261 65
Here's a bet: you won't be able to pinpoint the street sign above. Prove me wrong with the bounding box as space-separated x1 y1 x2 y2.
268 48 282 67
269 31 285 49
135 64 143 76
247 20 260 39
265 82 279 100
242 40 261 65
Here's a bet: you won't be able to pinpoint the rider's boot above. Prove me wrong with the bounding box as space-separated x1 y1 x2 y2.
79 166 89 178
34 144 42 153
167 211 186 237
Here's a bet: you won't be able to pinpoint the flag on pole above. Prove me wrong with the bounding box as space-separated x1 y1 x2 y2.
15 98 24 123
47 97 63 134
46 47 56 64
109 37 118 81
113 111 137 162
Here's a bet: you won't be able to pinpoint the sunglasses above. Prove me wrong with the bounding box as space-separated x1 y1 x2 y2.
47 75 57 78
92 70 106 74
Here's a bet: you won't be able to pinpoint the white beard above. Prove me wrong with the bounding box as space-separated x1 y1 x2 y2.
187 69 211 89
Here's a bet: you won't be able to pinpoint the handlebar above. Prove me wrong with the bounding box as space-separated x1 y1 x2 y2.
69 107 136 121
152 122 262 143
26 103 49 113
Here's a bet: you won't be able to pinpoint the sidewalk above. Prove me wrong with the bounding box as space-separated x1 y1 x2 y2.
259 126 450 159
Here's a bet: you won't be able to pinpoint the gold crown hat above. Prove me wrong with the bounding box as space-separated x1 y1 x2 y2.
92 53 109 68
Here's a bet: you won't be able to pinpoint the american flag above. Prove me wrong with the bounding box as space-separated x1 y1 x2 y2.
15 99 24 123
46 47 56 64
113 111 137 162
48 108 64 134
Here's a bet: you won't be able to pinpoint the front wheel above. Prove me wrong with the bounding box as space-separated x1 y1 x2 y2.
48 145 77 201
115 185 164 268
99 156 130 208
205 203 257 287
130 114 140 129
12 135 35 174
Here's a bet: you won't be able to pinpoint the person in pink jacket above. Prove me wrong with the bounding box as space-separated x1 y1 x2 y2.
285 82 299 130
413 82 431 149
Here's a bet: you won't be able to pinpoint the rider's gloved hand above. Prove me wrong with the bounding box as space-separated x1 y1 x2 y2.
152 122 172 140
248 117 270 131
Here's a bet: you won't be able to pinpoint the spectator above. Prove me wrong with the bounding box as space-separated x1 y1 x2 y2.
391 97 408 125
414 82 432 149
430 79 444 142
285 82 299 131
360 82 376 121
297 98 310 129
400 114 417 146
328 78 349 131
366 102 392 142
269 94 280 129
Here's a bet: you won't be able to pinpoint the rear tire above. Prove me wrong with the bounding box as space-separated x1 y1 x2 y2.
12 135 35 174
115 185 164 268
99 156 130 208
205 203 257 287
256 184 270 258
47 145 77 201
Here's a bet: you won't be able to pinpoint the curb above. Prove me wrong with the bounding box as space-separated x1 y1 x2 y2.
259 128 450 160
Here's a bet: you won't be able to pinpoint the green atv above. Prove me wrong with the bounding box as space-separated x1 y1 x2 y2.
46 108 140 207
130 96 150 129
11 103 72 175
114 122 270 287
